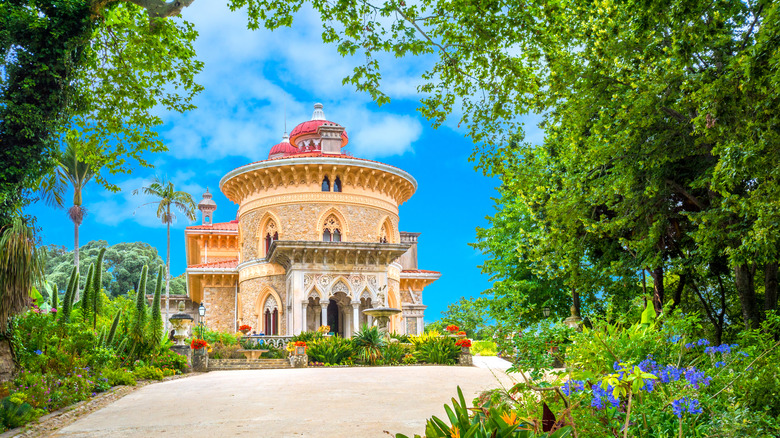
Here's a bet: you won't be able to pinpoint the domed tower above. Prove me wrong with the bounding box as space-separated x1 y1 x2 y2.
185 103 440 337
197 188 217 226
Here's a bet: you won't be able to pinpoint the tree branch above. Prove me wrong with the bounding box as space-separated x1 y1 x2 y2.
665 178 705 211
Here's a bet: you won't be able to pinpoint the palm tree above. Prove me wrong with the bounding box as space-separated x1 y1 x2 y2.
40 134 96 300
134 176 196 332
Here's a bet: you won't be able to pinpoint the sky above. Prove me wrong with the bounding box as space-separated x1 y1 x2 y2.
25 2 535 323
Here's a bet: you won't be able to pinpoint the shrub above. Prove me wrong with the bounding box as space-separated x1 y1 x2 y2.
353 325 385 365
132 365 164 381
471 340 497 356
103 368 136 387
381 342 409 365
202 328 239 346
261 344 287 359
414 336 460 365
307 335 354 365
0 394 38 430
209 342 243 359
87 346 117 369
290 330 323 343
149 349 188 373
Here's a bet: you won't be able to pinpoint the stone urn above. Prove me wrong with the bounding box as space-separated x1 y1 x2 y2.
168 302 194 369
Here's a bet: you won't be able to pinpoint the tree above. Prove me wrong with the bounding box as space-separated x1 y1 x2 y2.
235 0 780 334
44 240 186 298
134 176 195 332
40 133 97 299
434 296 491 340
0 0 202 226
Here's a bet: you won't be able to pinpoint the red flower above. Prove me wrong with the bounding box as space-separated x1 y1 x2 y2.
239 325 252 332
446 325 460 332
456 331 466 336
455 339 472 348
191 339 208 350
294 341 307 347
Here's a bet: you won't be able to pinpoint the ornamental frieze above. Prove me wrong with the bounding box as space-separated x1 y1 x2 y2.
239 192 398 217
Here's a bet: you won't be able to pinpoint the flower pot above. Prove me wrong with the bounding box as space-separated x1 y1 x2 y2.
295 346 306 356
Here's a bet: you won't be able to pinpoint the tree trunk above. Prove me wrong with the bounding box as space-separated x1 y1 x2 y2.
672 273 686 309
165 209 171 333
734 263 760 329
651 266 664 314
765 262 778 315
572 289 581 316
0 338 14 382
74 221 80 301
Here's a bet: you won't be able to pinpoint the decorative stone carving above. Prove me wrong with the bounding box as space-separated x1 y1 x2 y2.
264 295 278 312
349 275 363 287
368 276 377 287
318 275 331 288
304 274 314 287
332 281 349 295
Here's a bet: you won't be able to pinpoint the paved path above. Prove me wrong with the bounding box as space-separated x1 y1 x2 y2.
51 362 516 438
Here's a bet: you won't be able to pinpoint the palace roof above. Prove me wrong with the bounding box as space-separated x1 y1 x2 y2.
186 220 238 231
187 259 239 269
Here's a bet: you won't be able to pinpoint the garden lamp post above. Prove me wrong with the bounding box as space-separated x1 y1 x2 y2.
542 306 550 318
198 303 206 340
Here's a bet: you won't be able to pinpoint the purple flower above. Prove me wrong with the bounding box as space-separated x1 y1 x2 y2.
671 397 703 418
684 367 711 389
659 365 684 384
697 339 710 347
638 356 658 373
668 335 681 343
714 361 726 368
50 308 57 313
591 384 619 410
705 344 732 355
34 350 42 355
562 380 585 396
641 378 655 392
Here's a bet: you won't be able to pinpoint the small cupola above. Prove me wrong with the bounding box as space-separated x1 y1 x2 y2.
197 188 217 225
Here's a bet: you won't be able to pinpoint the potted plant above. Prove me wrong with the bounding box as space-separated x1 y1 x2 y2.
239 324 252 335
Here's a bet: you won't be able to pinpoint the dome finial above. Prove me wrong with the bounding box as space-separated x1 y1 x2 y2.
312 103 326 121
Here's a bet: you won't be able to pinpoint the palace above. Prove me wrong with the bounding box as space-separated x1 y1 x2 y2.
184 104 440 337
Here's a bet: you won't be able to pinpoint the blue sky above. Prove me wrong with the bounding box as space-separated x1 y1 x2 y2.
25 2 539 322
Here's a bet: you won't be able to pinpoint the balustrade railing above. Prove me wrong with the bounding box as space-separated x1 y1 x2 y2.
243 335 293 349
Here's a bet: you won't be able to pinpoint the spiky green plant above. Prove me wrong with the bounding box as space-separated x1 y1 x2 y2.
61 266 77 321
149 266 164 348
106 310 121 346
0 217 44 334
80 263 95 316
91 248 105 328
131 265 148 343
49 283 58 317
353 325 385 365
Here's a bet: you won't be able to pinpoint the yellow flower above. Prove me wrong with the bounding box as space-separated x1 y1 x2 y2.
449 426 460 438
500 411 519 426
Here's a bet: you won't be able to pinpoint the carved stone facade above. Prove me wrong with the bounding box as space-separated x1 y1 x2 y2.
184 103 440 336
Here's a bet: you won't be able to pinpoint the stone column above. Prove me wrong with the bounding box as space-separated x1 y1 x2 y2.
320 301 329 330
301 300 308 332
352 302 360 333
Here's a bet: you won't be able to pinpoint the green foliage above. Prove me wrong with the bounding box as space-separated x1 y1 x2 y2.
209 342 242 360
396 387 573 438
307 335 354 365
502 322 576 378
132 365 164 381
0 394 38 430
106 311 121 346
471 341 497 357
44 241 181 298
290 330 323 343
102 368 137 387
381 342 409 365
0 217 45 333
131 265 148 344
353 325 385 365
432 296 492 340
80 263 94 315
202 328 239 346
0 1 203 219
148 349 187 373
149 267 163 348
413 336 459 365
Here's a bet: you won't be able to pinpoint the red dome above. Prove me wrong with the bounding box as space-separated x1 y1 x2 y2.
268 139 299 158
290 120 349 147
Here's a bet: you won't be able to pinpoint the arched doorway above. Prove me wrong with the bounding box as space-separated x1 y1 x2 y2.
327 300 340 335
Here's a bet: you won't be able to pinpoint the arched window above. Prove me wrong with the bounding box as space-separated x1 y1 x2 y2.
379 219 392 243
333 176 342 192
261 219 279 257
321 176 330 192
322 214 342 242
264 296 279 335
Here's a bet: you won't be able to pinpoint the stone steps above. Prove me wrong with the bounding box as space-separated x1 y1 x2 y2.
208 358 292 370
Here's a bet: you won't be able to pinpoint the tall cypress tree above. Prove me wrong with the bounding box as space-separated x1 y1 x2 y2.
149 266 164 348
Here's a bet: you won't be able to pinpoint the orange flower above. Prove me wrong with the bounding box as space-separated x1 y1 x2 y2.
449 425 460 438
500 411 519 426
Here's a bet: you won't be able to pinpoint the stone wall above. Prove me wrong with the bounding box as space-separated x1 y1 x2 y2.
204 286 236 333
239 203 399 261
238 275 287 335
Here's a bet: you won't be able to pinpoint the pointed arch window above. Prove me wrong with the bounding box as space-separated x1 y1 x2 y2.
333 176 342 192
321 176 330 192
262 220 279 257
264 296 279 335
322 214 342 242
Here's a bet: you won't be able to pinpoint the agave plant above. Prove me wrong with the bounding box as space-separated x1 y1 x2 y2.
353 325 385 365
